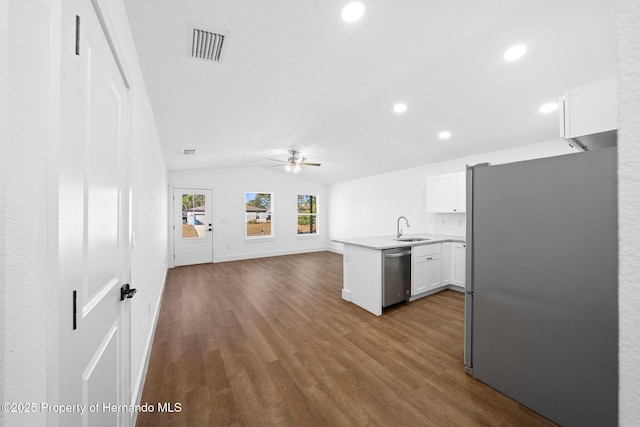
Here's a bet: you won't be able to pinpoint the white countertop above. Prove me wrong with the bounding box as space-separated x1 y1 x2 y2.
333 233 465 250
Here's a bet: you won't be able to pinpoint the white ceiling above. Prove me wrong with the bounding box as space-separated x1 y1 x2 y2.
123 0 616 184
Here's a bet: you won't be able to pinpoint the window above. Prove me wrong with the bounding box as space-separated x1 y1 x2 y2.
297 195 318 235
245 192 273 238
181 193 206 238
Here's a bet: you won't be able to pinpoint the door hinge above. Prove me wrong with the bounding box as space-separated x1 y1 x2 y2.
75 15 80 55
72 290 77 330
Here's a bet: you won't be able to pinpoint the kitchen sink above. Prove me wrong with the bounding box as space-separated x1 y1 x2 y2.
394 237 431 242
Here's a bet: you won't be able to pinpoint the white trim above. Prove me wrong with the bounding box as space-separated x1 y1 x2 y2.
130 267 167 425
214 247 332 263
296 234 319 240
245 237 274 243
328 247 344 255
90 0 132 90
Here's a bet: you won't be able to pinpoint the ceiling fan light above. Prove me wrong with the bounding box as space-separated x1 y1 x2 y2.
342 2 365 22
504 44 527 61
293 164 301 173
393 103 407 114
285 164 292 173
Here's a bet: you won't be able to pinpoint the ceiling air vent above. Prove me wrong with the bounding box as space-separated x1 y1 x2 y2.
190 26 226 62
181 148 198 155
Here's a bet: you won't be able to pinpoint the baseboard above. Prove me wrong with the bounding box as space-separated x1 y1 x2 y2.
130 266 168 426
213 246 333 263
410 284 465 302
341 289 352 301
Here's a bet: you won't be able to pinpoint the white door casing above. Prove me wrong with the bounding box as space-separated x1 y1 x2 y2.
59 1 133 426
173 188 213 266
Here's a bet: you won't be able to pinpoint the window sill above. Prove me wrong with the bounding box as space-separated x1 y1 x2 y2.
245 236 274 243
297 234 319 240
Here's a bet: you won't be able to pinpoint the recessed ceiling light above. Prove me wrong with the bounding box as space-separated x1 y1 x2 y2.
438 131 452 140
393 103 407 114
539 102 558 113
342 2 365 22
504 44 527 61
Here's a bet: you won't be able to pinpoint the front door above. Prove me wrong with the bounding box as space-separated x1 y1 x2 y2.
59 1 132 425
173 188 214 266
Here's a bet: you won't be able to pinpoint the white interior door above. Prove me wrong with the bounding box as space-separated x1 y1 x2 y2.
173 188 214 266
59 1 132 425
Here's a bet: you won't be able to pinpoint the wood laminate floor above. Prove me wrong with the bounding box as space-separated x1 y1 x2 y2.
136 251 555 427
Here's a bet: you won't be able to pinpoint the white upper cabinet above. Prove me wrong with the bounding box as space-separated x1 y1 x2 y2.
560 76 617 149
456 171 466 213
427 171 466 213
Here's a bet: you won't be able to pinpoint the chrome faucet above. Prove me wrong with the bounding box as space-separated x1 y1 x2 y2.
397 216 410 238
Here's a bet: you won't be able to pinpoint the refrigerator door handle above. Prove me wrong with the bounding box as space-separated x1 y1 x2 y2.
465 165 474 293
465 162 490 294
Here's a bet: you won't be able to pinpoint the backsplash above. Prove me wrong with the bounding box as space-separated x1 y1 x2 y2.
434 212 466 236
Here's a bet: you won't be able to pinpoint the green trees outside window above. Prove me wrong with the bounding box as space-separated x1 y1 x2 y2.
297 195 317 235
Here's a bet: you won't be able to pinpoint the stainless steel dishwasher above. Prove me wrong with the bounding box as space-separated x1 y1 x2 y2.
382 247 411 307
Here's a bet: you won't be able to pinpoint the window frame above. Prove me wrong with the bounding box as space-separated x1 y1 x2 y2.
245 191 274 240
296 194 319 237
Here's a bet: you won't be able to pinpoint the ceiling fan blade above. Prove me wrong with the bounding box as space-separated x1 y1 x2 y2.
269 158 287 163
301 162 321 167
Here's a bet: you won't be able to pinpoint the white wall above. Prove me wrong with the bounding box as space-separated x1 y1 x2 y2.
618 0 640 424
169 167 329 263
1 2 168 426
0 0 8 411
328 139 577 251
2 1 52 426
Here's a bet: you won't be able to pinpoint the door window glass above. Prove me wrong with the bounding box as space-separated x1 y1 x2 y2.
182 193 206 238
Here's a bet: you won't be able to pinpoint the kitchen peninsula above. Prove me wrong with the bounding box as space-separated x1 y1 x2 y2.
334 234 466 316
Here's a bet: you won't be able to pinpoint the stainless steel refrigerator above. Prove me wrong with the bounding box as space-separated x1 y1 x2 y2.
464 147 617 426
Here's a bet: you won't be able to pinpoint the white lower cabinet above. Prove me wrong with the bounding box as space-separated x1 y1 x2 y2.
441 242 451 284
451 242 466 287
411 243 442 296
426 240 467 289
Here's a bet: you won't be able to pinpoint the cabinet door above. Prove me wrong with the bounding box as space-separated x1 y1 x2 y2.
563 76 617 139
412 256 429 295
452 243 466 287
457 171 466 213
427 173 458 212
426 254 442 290
441 242 451 284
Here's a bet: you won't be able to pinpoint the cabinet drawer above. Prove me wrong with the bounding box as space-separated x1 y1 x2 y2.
412 243 441 258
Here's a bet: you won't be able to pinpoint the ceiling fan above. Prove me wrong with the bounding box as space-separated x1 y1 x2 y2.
269 150 321 174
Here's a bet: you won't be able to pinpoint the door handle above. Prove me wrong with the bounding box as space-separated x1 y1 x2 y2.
120 283 137 301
